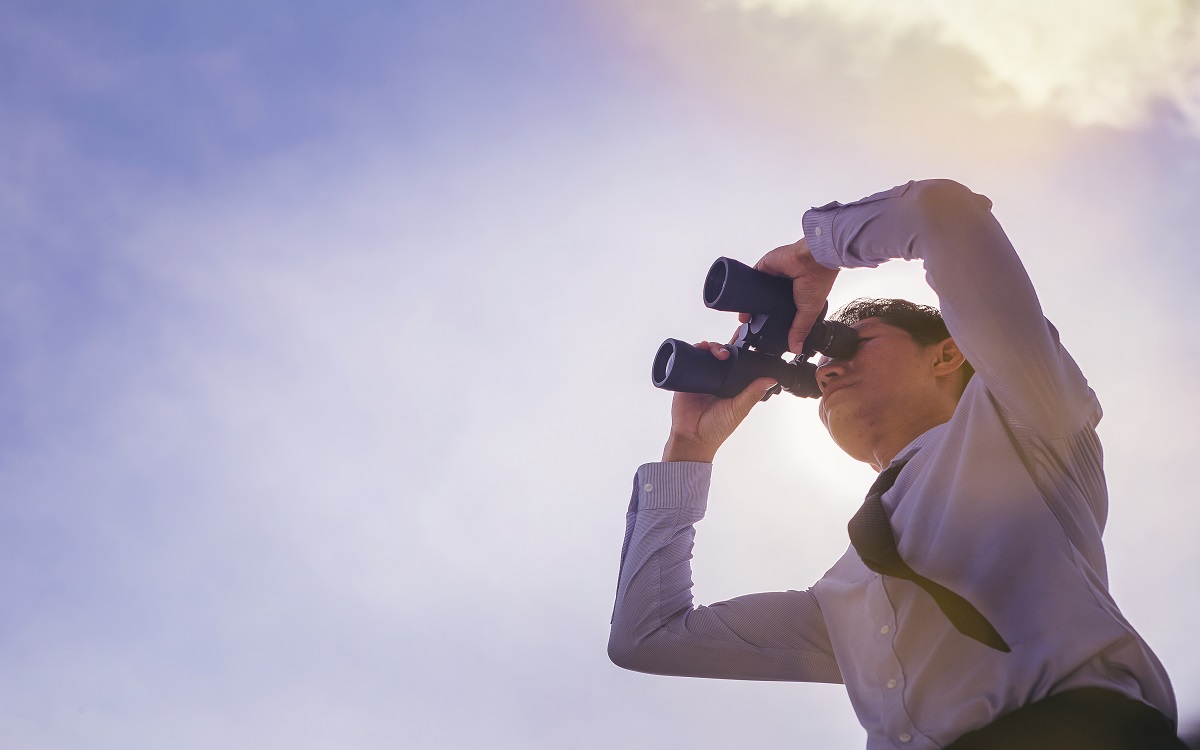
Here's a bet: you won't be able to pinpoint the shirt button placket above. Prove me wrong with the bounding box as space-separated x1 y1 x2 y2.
875 615 909 743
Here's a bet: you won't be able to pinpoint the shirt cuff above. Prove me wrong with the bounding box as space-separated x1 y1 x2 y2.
802 182 916 270
634 462 712 511
802 202 841 270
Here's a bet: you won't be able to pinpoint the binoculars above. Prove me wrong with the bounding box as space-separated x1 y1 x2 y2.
651 257 859 400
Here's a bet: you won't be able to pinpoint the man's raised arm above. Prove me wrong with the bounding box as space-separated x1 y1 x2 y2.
753 179 1096 439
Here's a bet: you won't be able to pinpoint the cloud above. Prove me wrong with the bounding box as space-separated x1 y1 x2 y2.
719 0 1200 133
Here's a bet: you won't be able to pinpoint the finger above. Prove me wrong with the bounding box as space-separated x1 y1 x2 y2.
752 246 783 273
753 243 803 276
789 317 816 353
789 318 821 352
729 377 778 417
788 296 831 352
694 341 732 360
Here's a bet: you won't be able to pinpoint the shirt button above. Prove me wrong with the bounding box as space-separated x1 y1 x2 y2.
899 733 912 743
887 679 897 689
643 483 653 493
880 625 890 635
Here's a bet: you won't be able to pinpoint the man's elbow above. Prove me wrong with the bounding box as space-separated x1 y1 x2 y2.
607 631 642 672
607 628 660 674
910 178 994 227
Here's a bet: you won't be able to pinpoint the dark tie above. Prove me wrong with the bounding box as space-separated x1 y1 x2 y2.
848 461 1011 653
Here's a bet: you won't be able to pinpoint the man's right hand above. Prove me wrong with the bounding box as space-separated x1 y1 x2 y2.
739 238 840 354
662 342 778 463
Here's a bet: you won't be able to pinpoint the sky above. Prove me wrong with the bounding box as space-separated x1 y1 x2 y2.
2 1 1199 748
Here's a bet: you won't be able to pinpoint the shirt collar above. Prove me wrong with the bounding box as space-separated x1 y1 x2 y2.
887 421 947 469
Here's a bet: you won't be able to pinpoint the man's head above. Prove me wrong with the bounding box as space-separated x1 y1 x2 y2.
831 299 975 382
815 298 973 469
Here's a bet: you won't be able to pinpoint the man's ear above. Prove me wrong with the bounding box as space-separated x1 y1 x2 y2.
931 337 966 378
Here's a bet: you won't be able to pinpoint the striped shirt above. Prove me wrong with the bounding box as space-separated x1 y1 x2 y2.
609 180 1177 749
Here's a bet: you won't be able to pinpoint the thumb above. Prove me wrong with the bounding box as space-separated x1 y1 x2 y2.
730 377 778 417
788 298 828 353
789 319 814 354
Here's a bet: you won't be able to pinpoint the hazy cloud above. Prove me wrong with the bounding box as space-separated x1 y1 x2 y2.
722 0 1200 133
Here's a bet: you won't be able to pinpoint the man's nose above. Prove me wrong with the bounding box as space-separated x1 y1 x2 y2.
815 359 846 393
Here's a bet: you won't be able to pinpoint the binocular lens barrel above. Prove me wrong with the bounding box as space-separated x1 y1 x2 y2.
653 338 821 398
703 257 793 314
652 339 728 395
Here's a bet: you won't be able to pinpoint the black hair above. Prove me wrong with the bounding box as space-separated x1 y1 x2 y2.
832 298 975 384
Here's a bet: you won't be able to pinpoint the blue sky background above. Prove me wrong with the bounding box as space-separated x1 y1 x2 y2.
3 1 1199 748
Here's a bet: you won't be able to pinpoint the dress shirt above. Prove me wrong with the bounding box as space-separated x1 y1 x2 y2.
608 180 1178 749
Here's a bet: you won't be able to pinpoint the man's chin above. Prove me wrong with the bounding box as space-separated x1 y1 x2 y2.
818 402 839 436
820 406 859 446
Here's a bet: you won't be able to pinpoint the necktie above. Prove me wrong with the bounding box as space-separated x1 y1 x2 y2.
848 461 1011 653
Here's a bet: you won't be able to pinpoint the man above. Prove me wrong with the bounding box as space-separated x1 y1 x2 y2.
608 180 1184 748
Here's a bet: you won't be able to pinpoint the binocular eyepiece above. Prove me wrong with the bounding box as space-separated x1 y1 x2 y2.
652 257 859 400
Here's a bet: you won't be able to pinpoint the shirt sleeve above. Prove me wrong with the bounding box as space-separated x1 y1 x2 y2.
607 462 843 683
802 179 1101 439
